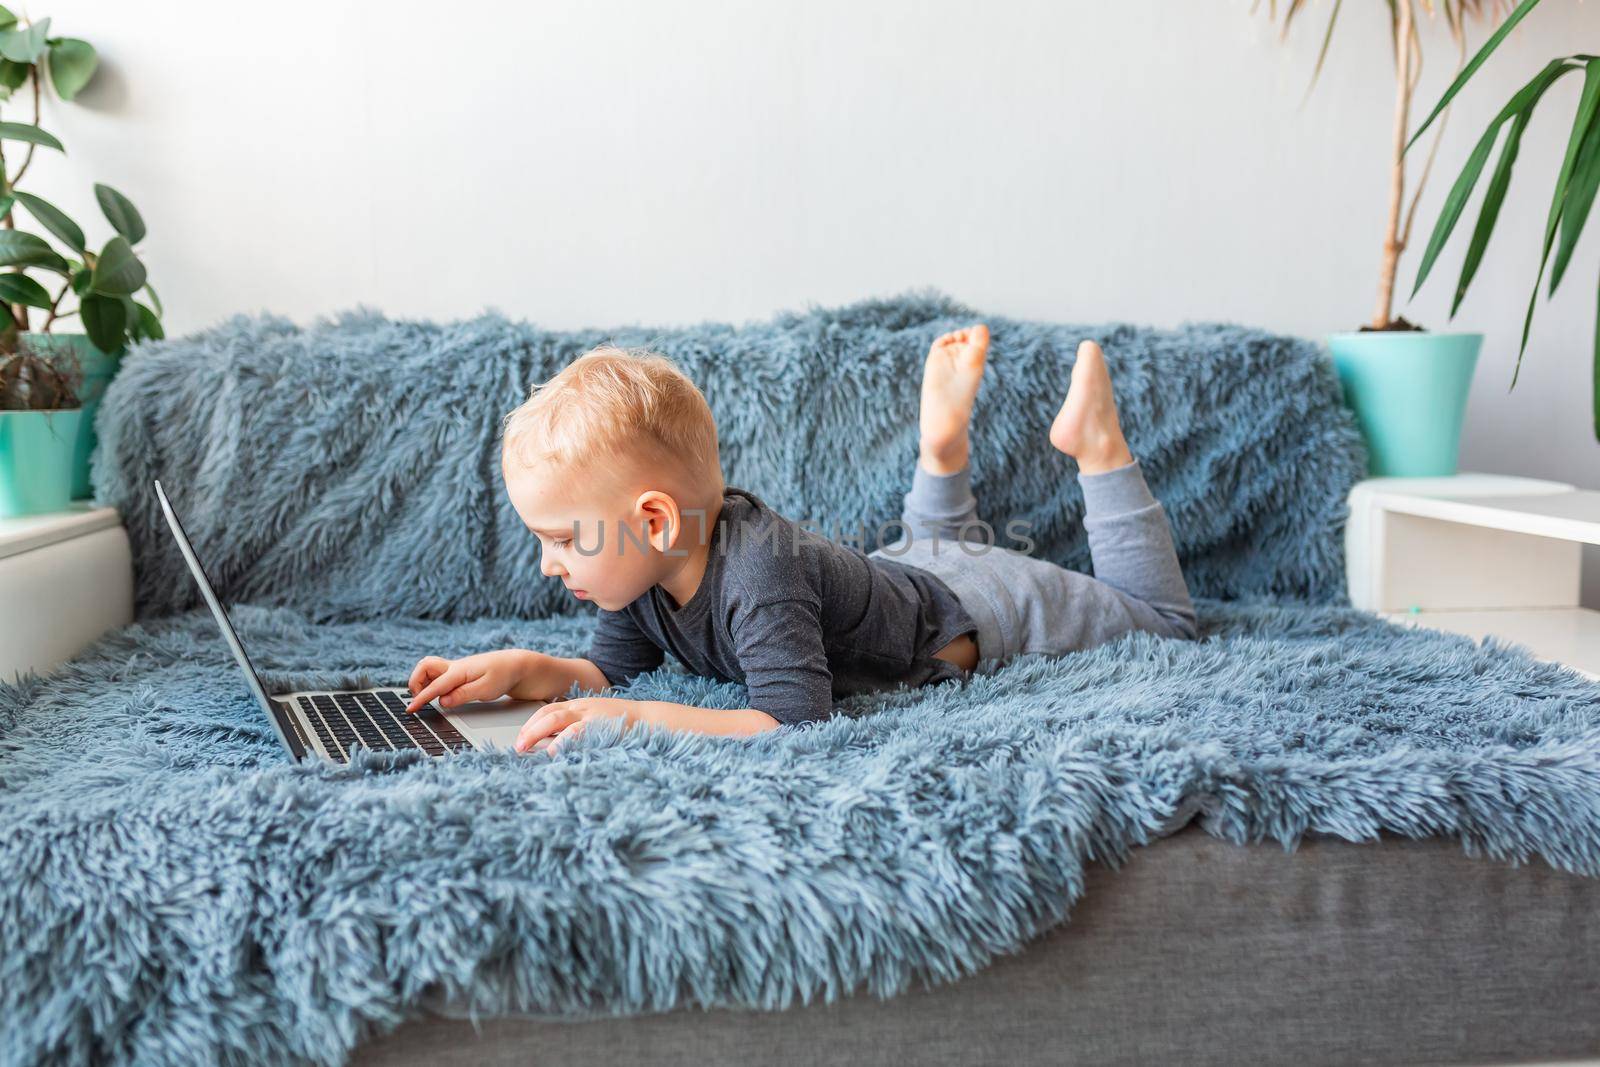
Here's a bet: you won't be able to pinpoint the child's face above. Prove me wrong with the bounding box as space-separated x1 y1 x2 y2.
501 454 669 612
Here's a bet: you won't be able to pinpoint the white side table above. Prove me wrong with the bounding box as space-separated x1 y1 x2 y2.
0 503 134 684
1346 473 1600 681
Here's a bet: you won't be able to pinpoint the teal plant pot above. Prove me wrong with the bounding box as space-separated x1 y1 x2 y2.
19 333 124 500
0 408 85 517
1328 331 1482 477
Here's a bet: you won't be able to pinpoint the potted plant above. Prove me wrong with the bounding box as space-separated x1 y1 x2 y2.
0 6 161 515
1260 1 1501 476
1404 0 1600 444
0 339 81 516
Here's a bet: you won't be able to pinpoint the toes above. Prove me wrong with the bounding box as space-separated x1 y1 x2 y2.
935 324 990 349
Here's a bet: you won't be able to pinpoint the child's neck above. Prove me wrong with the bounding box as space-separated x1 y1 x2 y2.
657 495 726 610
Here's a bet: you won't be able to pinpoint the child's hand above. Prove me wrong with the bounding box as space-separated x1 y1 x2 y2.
405 650 530 713
514 696 639 755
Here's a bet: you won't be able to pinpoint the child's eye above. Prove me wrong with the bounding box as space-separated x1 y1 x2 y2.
551 537 572 548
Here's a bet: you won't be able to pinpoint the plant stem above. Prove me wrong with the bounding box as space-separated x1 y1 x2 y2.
7 65 40 188
0 90 9 199
1374 0 1417 330
40 278 71 332
1399 24 1466 251
0 84 21 335
1 65 46 334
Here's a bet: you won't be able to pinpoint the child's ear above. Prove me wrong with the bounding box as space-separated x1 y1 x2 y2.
635 492 685 555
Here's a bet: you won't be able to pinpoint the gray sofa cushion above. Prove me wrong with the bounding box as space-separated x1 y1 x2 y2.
354 825 1600 1067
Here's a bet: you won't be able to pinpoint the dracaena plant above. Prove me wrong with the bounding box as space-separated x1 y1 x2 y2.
1258 1 1507 330
0 6 161 357
1404 0 1600 440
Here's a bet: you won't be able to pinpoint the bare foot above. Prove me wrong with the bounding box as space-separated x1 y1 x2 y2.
919 324 990 475
1049 340 1134 475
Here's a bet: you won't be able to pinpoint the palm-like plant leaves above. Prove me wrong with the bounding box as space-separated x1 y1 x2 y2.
1405 0 1600 440
1549 101 1600 295
1410 58 1580 302
1408 0 1546 149
1512 61 1600 389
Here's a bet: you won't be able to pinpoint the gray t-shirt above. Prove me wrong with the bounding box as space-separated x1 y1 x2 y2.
585 487 977 726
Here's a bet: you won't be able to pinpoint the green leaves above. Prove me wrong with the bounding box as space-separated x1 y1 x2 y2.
1411 50 1600 442
1452 105 1533 316
1410 59 1578 302
0 20 98 100
134 301 162 341
1511 60 1600 387
0 272 52 308
1407 0 1546 152
0 58 27 93
0 229 67 272
78 292 123 353
0 121 62 151
46 38 95 101
88 236 145 295
0 14 48 64
94 183 145 243
1549 86 1600 295
13 191 84 253
0 19 154 353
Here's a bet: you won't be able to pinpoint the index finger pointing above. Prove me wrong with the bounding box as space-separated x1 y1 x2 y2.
408 656 447 695
406 669 459 713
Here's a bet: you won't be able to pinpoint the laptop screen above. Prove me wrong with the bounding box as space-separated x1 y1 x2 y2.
152 480 302 759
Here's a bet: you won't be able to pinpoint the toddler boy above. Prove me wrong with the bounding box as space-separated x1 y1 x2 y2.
405 326 1197 754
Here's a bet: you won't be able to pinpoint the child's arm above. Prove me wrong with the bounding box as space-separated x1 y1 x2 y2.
514 698 781 753
513 597 832 753
520 650 613 699
405 649 611 712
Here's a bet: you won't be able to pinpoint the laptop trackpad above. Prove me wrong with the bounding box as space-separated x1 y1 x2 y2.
441 697 546 752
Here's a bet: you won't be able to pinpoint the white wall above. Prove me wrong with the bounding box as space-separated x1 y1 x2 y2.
28 0 1600 600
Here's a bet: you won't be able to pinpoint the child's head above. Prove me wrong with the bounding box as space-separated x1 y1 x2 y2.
500 344 724 610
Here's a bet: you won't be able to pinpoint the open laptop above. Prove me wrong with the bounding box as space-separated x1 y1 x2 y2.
154 479 549 763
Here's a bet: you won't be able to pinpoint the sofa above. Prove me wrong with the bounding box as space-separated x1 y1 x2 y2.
2 292 1597 1066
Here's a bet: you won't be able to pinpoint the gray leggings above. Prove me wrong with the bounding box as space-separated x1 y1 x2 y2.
867 458 1198 666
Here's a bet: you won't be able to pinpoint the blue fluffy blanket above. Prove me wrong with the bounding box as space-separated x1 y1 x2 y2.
3 294 1598 1066
92 291 1360 621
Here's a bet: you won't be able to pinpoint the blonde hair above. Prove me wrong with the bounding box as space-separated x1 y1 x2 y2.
501 344 724 503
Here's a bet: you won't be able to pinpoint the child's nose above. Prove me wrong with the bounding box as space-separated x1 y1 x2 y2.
539 553 566 578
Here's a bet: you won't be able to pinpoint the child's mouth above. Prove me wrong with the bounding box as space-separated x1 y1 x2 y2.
570 588 588 599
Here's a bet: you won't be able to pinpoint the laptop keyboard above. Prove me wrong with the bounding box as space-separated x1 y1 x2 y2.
296 690 471 761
